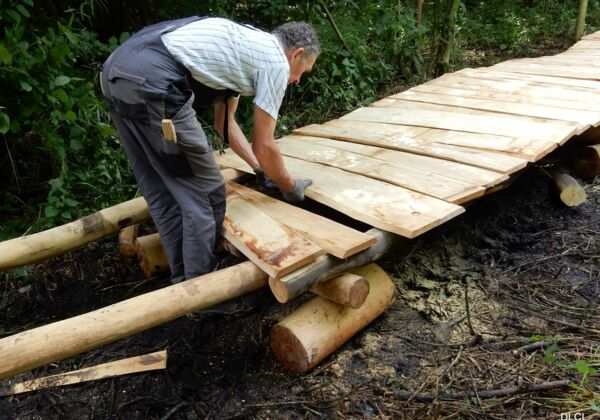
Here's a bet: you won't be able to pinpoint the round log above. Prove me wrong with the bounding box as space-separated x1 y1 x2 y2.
119 224 139 257
269 228 401 303
135 233 169 278
0 261 267 380
553 173 587 207
270 263 395 373
309 273 369 308
0 197 150 272
571 144 600 179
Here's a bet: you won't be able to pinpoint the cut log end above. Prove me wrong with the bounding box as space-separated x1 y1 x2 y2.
268 277 291 303
553 173 587 207
310 273 370 308
135 233 169 278
270 324 310 373
119 225 139 257
570 144 600 179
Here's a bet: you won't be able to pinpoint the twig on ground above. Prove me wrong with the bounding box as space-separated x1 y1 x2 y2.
394 380 570 402
512 339 561 355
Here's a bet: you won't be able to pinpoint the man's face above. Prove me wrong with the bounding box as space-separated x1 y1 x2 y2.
286 48 316 85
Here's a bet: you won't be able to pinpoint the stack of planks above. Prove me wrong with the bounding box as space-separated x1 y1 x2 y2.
216 30 600 242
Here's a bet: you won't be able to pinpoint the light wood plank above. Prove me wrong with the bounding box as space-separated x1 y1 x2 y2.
216 151 465 238
492 61 600 80
319 118 553 161
223 190 325 278
570 40 600 49
281 133 508 188
395 88 600 127
294 119 527 174
369 98 584 139
277 136 485 204
226 181 376 258
581 32 600 41
430 73 600 110
456 68 600 93
0 351 167 397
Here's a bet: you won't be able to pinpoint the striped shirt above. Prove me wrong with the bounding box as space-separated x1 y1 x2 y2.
162 17 290 120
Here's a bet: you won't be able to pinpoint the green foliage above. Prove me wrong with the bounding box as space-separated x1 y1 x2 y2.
0 0 136 238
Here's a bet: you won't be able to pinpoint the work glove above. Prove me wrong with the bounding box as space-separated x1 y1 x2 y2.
254 168 278 190
282 179 313 203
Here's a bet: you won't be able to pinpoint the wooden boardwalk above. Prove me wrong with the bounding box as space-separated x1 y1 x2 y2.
216 32 600 265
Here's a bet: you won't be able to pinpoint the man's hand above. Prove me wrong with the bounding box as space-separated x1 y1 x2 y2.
254 168 278 190
282 179 313 203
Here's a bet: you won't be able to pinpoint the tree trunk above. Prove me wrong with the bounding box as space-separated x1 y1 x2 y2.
270 263 395 373
0 261 267 380
435 0 461 76
575 0 589 41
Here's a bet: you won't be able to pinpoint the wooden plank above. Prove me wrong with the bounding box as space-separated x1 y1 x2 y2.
294 120 527 174
369 98 584 139
581 32 600 41
0 350 167 397
320 118 553 161
430 73 600 110
290 131 508 188
395 88 600 127
215 151 465 238
277 136 485 204
455 68 600 93
226 181 376 259
570 40 600 49
223 189 325 278
492 61 600 80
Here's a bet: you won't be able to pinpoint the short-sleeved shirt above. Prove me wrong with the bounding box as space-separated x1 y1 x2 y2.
162 17 290 120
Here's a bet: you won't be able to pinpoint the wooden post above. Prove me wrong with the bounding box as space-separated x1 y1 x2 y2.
575 0 589 41
119 224 139 257
553 173 587 207
269 228 402 303
571 144 600 179
0 261 267 380
135 233 169 278
0 197 150 272
270 264 395 373
310 273 369 309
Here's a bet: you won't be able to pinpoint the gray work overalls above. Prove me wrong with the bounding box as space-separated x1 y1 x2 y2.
101 17 234 282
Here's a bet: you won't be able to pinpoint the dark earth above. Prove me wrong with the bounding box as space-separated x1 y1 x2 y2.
1 152 599 419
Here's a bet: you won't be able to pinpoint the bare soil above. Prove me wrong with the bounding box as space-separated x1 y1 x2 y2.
1 160 599 419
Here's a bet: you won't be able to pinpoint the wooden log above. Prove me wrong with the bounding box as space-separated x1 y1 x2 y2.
136 233 169 278
0 261 267 380
309 273 369 309
0 197 150 272
269 228 402 303
270 263 395 373
571 144 600 179
0 168 247 273
119 224 139 257
0 350 167 397
553 173 587 207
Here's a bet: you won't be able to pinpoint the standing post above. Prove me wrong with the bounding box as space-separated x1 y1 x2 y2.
575 0 589 41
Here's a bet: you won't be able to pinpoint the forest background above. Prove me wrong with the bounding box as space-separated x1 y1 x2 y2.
0 0 598 242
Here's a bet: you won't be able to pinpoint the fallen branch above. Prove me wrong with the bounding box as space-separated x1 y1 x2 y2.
512 339 561 355
394 380 570 402
0 350 167 397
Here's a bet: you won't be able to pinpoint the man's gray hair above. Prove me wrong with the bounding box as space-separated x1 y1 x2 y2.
272 22 320 59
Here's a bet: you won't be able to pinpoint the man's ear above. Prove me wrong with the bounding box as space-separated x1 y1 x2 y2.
293 47 305 61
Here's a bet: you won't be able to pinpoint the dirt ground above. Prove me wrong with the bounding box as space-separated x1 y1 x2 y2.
1 158 599 419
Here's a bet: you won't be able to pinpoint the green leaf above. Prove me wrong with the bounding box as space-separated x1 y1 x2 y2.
44 206 58 218
54 75 71 87
69 138 82 151
0 112 10 134
19 80 32 92
61 211 72 219
7 10 21 23
543 343 558 364
119 32 131 44
591 401 600 412
23 0 34 6
64 198 78 207
16 4 30 17
0 43 12 65
65 110 77 122
52 88 70 105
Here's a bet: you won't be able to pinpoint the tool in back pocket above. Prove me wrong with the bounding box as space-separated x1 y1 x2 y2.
161 119 177 143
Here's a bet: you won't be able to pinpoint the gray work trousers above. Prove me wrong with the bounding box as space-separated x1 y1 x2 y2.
100 18 225 282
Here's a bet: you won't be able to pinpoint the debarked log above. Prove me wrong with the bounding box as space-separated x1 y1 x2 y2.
309 273 369 309
270 263 395 373
553 173 587 207
269 228 401 303
136 233 169 278
0 197 150 272
0 261 267 380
